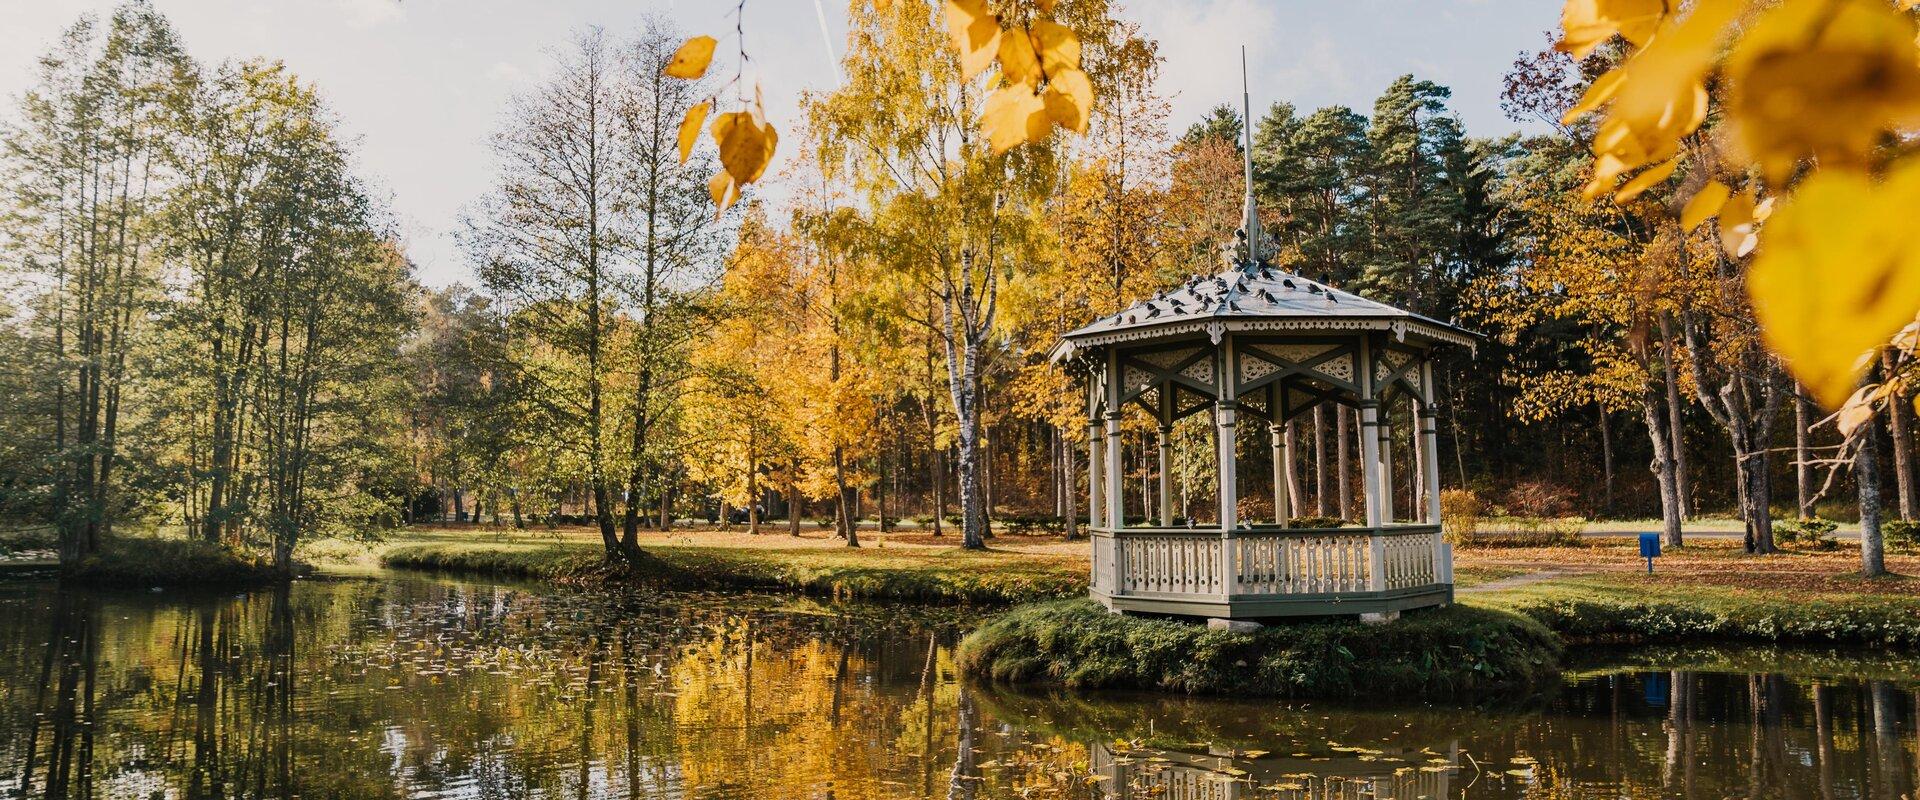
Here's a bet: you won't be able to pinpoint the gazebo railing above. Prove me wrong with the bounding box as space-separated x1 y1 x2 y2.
1090 524 1451 617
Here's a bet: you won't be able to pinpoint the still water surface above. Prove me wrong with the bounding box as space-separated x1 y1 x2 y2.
0 574 1915 799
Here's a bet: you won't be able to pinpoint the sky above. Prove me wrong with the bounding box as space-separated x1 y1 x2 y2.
0 0 1558 287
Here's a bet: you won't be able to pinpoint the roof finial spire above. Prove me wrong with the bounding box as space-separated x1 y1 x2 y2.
1239 46 1263 267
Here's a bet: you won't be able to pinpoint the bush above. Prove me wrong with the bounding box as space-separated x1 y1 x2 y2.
1774 517 1839 550
1885 519 1920 551
1440 489 1483 545
1000 514 1065 536
1286 515 1346 529
64 536 288 586
1469 515 1582 547
1235 494 1274 523
1501 481 1577 518
957 599 1562 699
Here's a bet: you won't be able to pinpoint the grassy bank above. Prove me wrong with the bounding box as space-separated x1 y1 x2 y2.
64 537 290 586
1465 573 1920 648
379 528 1087 604
955 598 1562 699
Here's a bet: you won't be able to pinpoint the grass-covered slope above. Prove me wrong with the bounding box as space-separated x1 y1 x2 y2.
64 537 290 586
381 537 1087 604
956 599 1562 699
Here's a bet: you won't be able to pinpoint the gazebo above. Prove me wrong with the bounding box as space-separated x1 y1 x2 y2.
1051 90 1478 623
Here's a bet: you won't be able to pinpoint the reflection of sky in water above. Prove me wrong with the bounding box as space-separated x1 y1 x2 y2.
0 577 1913 799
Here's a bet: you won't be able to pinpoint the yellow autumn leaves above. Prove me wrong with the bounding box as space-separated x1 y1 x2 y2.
947 0 1093 154
666 1 1094 214
662 35 777 214
1558 0 1920 409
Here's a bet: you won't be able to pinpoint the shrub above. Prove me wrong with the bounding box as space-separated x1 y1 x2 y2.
1884 519 1920 551
1774 517 1839 550
1501 481 1577 518
1235 494 1275 523
1286 515 1346 529
1440 489 1483 545
64 536 288 586
1000 514 1065 536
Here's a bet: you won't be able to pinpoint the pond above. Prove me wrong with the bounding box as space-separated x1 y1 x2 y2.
0 574 1914 799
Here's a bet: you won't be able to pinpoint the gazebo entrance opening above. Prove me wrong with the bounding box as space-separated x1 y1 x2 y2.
1051 77 1475 623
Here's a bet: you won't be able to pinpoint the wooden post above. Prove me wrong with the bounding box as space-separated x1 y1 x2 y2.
1157 425 1174 526
1105 411 1124 530
1270 423 1288 527
1422 358 1450 586
1377 401 1395 525
1217 402 1238 530
1358 339 1382 529
1088 420 1104 530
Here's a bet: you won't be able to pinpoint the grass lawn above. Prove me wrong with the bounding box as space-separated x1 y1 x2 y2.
371 524 1920 647
375 523 1088 604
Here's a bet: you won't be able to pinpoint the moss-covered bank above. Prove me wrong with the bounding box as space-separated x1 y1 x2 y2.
956 599 1563 699
381 541 1085 604
63 537 292 586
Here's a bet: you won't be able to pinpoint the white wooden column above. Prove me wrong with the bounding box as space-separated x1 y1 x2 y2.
1270 422 1288 526
1377 402 1395 524
1087 419 1104 530
1420 360 1443 524
1104 411 1124 529
1216 403 1238 531
1422 357 1451 586
1357 339 1382 528
1157 425 1174 526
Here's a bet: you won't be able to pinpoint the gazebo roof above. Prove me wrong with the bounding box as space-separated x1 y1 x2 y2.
1054 263 1481 357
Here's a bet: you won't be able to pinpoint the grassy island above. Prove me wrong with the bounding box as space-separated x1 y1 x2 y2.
955 598 1563 699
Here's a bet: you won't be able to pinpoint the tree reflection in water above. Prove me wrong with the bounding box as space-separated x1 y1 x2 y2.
0 578 1915 799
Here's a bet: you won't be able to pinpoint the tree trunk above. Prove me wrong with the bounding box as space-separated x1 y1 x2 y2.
1882 350 1916 519
1598 403 1615 517
1796 386 1817 519
1062 427 1080 539
1643 389 1684 547
1283 420 1303 520
1312 405 1330 517
1661 318 1694 520
1860 408 1887 577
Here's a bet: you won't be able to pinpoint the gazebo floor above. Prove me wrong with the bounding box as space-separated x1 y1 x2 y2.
1093 583 1453 620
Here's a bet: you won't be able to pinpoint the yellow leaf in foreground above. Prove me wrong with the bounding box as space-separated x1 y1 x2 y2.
999 25 1042 86
1558 0 1669 59
1029 20 1081 75
708 171 738 214
711 111 779 185
945 0 1001 81
1717 189 1756 258
1749 163 1920 409
1680 180 1729 230
1727 0 1920 182
1612 157 1676 202
1837 384 1881 437
665 36 717 79
981 84 1048 155
1044 67 1093 134
677 102 709 165
1561 68 1624 125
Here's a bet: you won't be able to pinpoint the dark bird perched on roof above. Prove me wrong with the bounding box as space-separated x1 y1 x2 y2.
1144 303 1161 319
1307 283 1323 294
1126 314 1136 323
1228 301 1242 312
1282 278 1296 290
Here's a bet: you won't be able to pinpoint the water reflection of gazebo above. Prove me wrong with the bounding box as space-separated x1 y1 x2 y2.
1051 87 1475 623
1088 741 1457 800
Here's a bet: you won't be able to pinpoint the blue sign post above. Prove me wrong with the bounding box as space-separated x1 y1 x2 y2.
1639 532 1662 574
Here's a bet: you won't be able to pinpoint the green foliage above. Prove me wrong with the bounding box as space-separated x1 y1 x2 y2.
63 537 285 586
382 540 1087 605
1773 517 1840 550
1477 579 1920 648
1285 515 1347 529
956 599 1562 699
1884 519 1920 551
